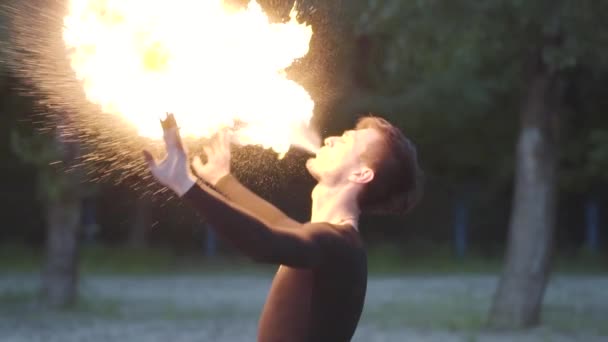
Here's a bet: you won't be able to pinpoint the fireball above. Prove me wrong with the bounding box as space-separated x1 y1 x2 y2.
62 0 317 154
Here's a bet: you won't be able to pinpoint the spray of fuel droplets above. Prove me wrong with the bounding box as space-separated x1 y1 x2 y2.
3 0 320 196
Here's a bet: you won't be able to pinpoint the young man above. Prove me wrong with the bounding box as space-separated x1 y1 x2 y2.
143 114 422 342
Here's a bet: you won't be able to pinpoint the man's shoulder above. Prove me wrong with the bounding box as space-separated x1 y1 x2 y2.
303 221 354 232
303 222 363 248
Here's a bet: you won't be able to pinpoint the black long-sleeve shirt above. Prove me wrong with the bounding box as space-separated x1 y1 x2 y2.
183 175 367 342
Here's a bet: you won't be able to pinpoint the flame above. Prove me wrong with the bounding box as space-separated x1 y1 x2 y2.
63 0 317 154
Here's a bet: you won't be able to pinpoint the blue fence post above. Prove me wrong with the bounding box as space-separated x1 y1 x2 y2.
585 198 600 252
453 196 468 258
205 224 217 258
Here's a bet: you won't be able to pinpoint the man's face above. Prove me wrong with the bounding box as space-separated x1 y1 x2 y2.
306 128 381 184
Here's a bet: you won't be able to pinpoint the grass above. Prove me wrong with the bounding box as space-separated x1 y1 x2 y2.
0 243 43 272
542 304 608 335
366 243 503 274
1 241 606 275
0 289 35 306
363 298 487 331
0 242 277 275
364 298 608 335
366 242 608 275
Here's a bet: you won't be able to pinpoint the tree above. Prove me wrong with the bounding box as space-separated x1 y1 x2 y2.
128 196 152 248
487 1 608 328
11 118 91 307
490 45 560 328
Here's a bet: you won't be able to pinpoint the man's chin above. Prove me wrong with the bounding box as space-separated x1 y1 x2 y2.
306 159 321 181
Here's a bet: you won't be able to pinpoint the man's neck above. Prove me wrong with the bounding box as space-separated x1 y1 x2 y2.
310 183 360 230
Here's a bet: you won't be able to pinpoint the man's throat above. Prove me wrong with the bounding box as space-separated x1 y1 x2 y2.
310 185 360 229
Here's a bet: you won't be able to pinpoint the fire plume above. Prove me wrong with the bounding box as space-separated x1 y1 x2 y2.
63 0 317 154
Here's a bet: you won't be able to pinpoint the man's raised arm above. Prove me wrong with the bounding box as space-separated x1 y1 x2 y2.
182 180 325 267
143 114 323 267
192 130 299 228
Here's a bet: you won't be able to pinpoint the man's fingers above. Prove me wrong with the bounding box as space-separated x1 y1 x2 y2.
210 132 222 154
143 150 158 172
161 113 185 154
219 129 229 151
192 155 204 175
160 112 178 130
202 145 213 159
217 129 231 157
163 127 185 153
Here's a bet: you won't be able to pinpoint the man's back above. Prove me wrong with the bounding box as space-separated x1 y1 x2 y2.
182 175 368 341
258 223 367 342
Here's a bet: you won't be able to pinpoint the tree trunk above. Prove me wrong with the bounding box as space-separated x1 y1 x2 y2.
41 123 85 307
128 197 151 248
42 198 81 307
489 64 559 328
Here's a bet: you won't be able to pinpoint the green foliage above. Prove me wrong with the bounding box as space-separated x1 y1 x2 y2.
588 130 608 179
10 129 62 166
1 241 605 274
2 74 96 202
10 128 94 203
354 0 608 105
558 68 608 191
345 0 608 191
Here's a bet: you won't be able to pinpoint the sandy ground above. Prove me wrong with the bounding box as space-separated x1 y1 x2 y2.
0 273 606 341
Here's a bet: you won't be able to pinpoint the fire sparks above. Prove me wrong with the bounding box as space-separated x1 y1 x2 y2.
62 0 317 154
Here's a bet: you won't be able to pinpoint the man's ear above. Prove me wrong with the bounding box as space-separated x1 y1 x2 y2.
348 166 374 184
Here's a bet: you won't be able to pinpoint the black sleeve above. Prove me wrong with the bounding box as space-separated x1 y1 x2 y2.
215 174 300 228
183 182 329 268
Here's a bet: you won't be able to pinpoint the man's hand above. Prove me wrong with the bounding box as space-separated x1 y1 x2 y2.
143 113 196 196
192 129 231 186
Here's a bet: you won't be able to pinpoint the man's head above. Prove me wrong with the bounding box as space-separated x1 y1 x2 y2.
306 116 422 214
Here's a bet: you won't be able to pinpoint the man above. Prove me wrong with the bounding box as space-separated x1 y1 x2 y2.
143 113 422 341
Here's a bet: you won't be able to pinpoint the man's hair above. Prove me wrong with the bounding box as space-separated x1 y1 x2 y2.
355 116 423 214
